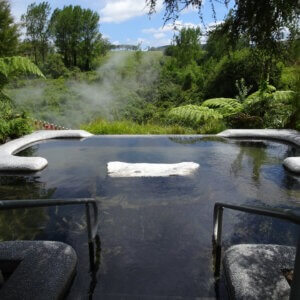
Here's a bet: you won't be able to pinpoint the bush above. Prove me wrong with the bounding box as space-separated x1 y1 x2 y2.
204 49 281 98
243 86 297 128
42 54 69 78
279 66 299 90
0 100 32 143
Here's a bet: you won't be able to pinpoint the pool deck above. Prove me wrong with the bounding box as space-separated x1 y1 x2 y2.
218 129 300 173
0 130 92 171
0 241 77 300
223 244 296 300
0 129 299 173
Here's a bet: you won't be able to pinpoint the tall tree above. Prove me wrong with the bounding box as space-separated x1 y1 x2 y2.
50 5 102 70
172 27 202 67
21 2 51 65
0 0 19 57
80 8 101 70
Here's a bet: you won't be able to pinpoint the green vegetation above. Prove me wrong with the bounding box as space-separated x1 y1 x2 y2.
0 0 19 57
0 56 45 142
81 119 194 135
0 0 299 140
168 105 225 133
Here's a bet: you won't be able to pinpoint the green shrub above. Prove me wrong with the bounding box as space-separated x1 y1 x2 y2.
0 100 32 143
42 54 69 78
243 87 297 128
279 66 299 90
204 49 281 98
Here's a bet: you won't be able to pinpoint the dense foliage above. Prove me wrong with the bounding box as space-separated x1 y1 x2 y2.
21 2 51 65
0 56 45 142
0 1 299 139
147 0 298 51
49 6 105 70
0 0 19 57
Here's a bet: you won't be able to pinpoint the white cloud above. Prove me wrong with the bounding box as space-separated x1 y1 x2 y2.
100 0 163 23
143 20 200 35
142 20 200 46
153 32 166 39
142 19 225 46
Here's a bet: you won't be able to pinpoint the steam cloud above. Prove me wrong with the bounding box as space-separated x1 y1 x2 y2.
9 51 161 128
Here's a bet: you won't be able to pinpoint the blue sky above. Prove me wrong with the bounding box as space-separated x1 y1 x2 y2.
9 0 233 48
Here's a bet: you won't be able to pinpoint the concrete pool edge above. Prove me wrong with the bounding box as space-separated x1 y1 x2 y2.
0 129 299 173
218 129 300 174
0 130 93 171
223 244 296 300
0 240 77 300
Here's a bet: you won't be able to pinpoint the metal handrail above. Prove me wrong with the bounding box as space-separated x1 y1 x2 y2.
0 198 100 243
212 202 300 300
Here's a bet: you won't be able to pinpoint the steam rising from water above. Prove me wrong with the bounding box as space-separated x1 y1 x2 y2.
9 51 161 128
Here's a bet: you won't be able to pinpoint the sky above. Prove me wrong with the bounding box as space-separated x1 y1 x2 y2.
9 0 233 48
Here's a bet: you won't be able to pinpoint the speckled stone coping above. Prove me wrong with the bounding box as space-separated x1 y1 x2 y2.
223 244 296 300
0 240 77 300
218 129 300 173
0 130 93 171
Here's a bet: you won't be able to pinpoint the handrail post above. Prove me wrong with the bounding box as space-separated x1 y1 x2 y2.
213 204 223 277
85 203 93 243
91 202 100 239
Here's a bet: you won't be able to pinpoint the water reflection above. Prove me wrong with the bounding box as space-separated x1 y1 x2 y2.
0 173 56 241
88 235 101 299
226 204 298 248
0 136 298 299
0 175 56 200
0 208 49 241
169 136 228 145
231 141 269 182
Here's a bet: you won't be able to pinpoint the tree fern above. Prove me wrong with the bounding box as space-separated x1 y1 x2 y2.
0 57 44 142
272 90 295 103
168 104 223 132
0 56 45 87
201 98 243 117
243 87 297 128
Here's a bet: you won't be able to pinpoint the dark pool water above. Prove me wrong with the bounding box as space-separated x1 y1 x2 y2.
0 136 300 299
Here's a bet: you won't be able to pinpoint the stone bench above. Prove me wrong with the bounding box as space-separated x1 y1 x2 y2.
0 241 77 300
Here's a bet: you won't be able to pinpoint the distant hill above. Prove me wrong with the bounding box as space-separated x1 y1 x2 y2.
110 44 139 51
147 45 169 52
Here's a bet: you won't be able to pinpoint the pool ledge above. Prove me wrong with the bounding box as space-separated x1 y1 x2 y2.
218 129 300 174
223 244 295 299
0 130 93 171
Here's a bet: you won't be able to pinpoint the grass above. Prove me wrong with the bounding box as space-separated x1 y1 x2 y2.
81 119 196 134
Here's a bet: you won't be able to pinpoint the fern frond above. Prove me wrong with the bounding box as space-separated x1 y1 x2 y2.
272 90 295 103
201 98 243 116
169 104 223 128
243 88 297 128
0 57 45 84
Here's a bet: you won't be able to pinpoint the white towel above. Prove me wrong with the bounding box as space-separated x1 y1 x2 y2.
107 161 199 177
